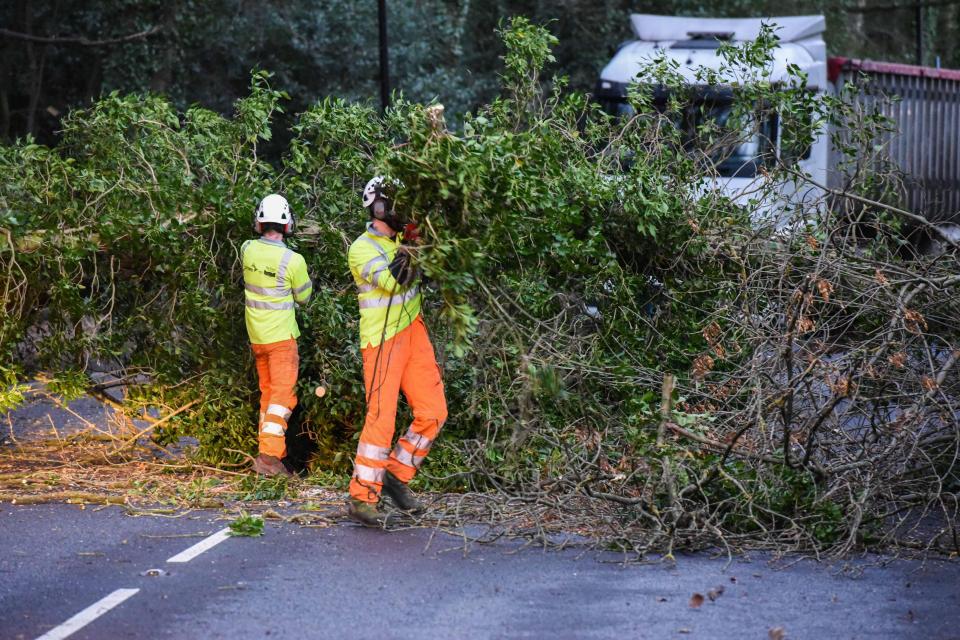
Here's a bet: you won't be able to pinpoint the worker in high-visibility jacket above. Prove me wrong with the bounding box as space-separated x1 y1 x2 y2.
345 176 447 526
242 194 312 477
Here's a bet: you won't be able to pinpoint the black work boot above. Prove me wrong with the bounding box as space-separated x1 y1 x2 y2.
347 498 387 528
252 454 292 478
382 471 424 514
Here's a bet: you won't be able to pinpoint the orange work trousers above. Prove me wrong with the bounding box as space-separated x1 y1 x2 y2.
350 315 448 503
252 338 299 459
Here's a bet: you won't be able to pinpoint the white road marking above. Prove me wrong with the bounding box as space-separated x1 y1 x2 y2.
35 588 139 640
166 527 232 563
34 527 233 638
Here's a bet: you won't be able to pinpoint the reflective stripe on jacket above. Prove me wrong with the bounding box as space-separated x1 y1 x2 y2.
242 238 312 345
347 224 422 348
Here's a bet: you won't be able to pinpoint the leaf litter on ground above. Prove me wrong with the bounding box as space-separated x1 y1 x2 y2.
228 512 264 537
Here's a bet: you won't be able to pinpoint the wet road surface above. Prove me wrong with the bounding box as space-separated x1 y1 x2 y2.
2 503 959 639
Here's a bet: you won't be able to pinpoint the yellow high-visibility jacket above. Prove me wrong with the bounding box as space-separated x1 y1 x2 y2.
241 238 312 345
347 224 421 348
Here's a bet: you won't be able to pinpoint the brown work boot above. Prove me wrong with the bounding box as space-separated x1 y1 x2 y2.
347 498 387 528
382 471 424 514
252 454 292 478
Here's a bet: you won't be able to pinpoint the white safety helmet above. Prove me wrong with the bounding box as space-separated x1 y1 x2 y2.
254 193 295 235
362 175 399 208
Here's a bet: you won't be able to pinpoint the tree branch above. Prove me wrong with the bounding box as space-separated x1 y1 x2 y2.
0 25 162 47
785 167 960 251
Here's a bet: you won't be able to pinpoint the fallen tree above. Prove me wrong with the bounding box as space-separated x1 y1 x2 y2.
1 19 957 556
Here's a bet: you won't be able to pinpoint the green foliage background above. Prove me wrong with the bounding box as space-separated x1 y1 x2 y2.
2 18 958 554
4 0 960 145
0 18 745 468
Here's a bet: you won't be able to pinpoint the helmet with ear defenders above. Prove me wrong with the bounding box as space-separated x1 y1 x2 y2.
254 194 295 235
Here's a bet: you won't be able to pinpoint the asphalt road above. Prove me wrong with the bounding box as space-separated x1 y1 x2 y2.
1 503 958 640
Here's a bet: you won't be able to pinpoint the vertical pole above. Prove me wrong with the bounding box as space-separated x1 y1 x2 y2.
915 3 923 66
378 0 390 112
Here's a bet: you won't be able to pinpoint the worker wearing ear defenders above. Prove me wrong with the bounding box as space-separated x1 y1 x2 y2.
243 193 312 477
345 176 447 526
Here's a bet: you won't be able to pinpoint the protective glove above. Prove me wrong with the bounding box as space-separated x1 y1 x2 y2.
388 250 417 287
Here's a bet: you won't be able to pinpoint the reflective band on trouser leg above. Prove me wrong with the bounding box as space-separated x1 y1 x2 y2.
357 441 391 461
354 464 385 484
266 403 292 421
401 426 433 451
352 460 386 503
350 440 391 503
259 414 287 458
261 421 285 437
391 426 432 470
260 382 293 458
392 442 427 469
